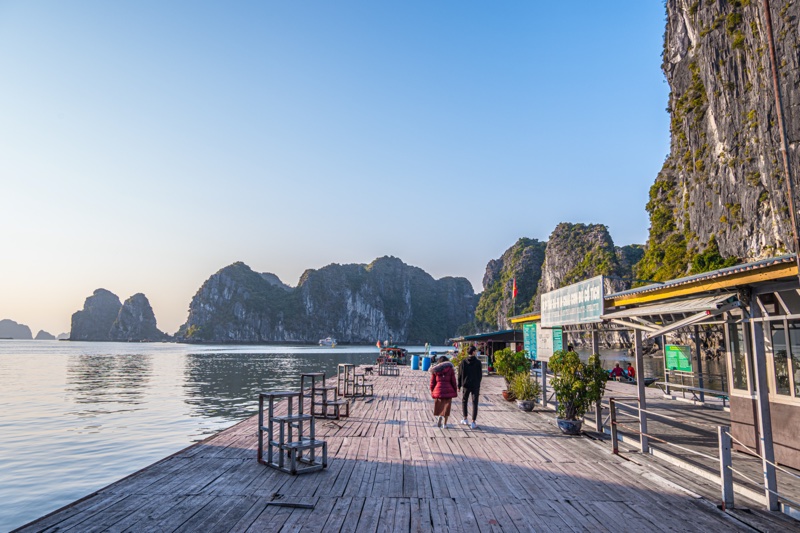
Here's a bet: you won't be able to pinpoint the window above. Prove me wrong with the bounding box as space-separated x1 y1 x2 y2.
728 322 749 391
789 320 800 397
770 321 791 395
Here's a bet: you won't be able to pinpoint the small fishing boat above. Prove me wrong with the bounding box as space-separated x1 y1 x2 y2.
607 373 657 387
378 346 408 365
318 337 337 347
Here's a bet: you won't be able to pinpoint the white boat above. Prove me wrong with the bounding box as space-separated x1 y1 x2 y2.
319 337 337 347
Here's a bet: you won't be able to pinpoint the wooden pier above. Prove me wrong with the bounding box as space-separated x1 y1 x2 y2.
16 366 800 532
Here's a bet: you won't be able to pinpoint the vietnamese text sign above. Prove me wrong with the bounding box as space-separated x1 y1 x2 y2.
541 275 604 327
523 322 537 360
536 326 563 363
665 345 693 372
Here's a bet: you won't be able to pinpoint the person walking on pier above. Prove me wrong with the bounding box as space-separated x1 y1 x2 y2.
458 346 482 429
430 355 458 428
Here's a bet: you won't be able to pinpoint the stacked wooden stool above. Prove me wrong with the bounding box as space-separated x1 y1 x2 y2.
302 371 349 420
257 391 327 475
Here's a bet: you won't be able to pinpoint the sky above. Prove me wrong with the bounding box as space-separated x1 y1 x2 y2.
0 1 671 336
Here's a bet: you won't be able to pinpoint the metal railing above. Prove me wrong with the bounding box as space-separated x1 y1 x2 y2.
605 397 800 512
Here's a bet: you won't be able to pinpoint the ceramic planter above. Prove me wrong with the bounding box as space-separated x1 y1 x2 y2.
516 399 536 412
556 418 583 435
501 390 516 401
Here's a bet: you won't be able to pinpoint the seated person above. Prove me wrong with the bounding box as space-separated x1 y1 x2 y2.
609 363 625 379
626 363 636 379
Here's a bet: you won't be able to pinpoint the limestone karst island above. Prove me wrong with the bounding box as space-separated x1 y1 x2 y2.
5 1 800 532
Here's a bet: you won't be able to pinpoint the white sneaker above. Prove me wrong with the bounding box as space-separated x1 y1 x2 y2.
434 416 441 427
460 419 469 425
442 423 449 429
470 421 478 429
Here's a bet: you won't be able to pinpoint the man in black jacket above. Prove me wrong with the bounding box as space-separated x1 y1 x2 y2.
458 345 483 429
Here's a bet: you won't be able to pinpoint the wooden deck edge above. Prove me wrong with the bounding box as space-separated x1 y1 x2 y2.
10 415 257 532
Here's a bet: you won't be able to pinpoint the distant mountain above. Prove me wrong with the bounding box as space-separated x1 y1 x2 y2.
177 257 477 344
56 332 70 340
0 319 32 339
70 289 167 342
471 238 547 331
470 224 643 335
34 330 55 340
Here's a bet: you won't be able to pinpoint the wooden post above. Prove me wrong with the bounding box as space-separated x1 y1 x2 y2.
719 425 734 510
593 329 602 432
750 302 779 510
610 398 619 455
695 324 705 403
635 329 648 453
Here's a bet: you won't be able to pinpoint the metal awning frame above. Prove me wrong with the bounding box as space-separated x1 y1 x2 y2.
600 294 740 339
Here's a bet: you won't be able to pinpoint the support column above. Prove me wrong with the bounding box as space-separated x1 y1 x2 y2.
694 324 705 402
593 329 602 432
635 329 648 453
750 302 779 510
541 362 548 409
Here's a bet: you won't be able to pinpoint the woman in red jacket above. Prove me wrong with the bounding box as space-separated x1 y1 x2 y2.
430 355 458 428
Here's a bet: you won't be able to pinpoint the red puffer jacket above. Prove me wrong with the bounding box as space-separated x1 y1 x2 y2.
430 361 458 399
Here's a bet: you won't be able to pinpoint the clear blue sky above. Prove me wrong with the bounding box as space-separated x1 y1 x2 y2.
0 1 670 336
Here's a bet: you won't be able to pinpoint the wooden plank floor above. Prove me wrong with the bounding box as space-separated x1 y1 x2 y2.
16 366 799 532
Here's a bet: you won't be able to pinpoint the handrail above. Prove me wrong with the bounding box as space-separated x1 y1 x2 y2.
607 398 719 461
725 428 800 483
603 399 725 432
606 399 800 511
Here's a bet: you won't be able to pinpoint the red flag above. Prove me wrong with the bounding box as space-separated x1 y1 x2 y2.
512 278 518 298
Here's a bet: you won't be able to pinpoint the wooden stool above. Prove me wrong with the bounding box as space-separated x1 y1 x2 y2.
258 391 327 475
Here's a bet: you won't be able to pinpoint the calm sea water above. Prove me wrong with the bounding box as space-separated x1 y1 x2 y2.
0 341 726 531
0 340 433 532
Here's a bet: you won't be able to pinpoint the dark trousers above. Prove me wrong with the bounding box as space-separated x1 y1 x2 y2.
462 388 479 421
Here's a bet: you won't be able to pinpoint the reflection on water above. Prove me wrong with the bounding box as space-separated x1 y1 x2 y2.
182 351 377 421
0 340 427 532
67 353 152 407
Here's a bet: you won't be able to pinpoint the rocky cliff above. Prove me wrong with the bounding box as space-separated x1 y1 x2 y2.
110 293 167 342
70 289 122 341
70 289 166 341
0 319 32 339
471 225 643 333
177 257 476 344
637 0 800 282
473 238 547 330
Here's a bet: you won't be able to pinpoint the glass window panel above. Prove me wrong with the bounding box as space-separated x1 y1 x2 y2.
728 323 748 390
770 321 791 395
790 320 800 398
778 290 800 315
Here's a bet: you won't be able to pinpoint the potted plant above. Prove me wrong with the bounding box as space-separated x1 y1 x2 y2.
509 372 541 411
493 348 530 401
548 350 606 435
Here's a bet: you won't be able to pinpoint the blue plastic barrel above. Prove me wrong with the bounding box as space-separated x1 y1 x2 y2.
411 355 420 370
421 356 432 371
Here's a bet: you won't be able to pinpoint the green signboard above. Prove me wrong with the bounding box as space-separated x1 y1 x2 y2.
523 322 537 360
665 345 693 372
541 275 604 327
553 328 563 352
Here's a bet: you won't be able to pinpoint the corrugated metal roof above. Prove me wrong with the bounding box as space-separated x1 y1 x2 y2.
606 254 796 300
449 329 518 342
601 293 737 320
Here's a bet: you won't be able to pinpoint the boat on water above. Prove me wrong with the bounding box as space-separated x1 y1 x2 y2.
607 373 657 387
378 346 408 365
319 337 337 347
